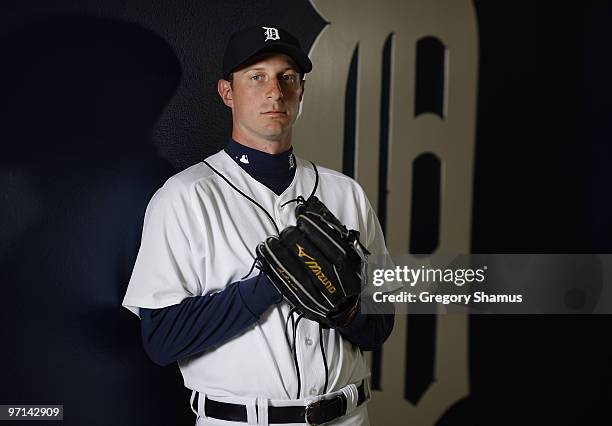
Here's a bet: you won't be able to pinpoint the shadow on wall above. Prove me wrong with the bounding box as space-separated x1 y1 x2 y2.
0 15 194 426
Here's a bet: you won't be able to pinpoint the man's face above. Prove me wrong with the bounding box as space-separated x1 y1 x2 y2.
218 53 304 145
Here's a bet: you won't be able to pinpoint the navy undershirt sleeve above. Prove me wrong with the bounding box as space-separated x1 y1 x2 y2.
140 273 281 366
337 301 395 351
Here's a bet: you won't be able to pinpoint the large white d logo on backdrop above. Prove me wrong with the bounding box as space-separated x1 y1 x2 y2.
293 0 479 424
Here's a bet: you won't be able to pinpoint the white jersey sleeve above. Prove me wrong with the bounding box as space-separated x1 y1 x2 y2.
362 190 388 258
351 180 399 294
122 177 205 317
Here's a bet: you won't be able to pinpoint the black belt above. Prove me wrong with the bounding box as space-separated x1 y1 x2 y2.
197 381 368 425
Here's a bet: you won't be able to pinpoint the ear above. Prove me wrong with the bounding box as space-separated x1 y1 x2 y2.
298 79 305 102
218 79 233 108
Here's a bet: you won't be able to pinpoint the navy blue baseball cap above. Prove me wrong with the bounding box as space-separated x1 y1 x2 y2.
222 25 312 79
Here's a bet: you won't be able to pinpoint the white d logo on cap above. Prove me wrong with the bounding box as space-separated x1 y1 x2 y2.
262 27 280 42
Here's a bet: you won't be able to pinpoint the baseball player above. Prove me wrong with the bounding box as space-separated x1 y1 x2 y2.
122 25 394 426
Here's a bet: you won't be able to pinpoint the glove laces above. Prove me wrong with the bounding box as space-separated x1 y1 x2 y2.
284 307 330 399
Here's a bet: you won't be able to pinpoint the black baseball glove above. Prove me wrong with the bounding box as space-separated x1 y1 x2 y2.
256 196 369 328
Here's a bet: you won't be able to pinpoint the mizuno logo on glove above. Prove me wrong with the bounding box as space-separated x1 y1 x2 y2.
296 244 337 294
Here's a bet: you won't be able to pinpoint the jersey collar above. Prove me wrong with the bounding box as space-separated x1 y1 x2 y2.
224 138 295 178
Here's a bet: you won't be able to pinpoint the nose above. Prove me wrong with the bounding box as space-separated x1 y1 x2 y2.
266 78 283 101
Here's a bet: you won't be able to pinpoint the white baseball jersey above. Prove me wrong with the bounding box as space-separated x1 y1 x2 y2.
122 149 390 425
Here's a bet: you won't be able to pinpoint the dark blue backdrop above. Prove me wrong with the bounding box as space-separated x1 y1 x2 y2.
0 1 610 425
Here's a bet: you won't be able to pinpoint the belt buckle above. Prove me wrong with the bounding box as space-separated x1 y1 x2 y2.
304 400 322 426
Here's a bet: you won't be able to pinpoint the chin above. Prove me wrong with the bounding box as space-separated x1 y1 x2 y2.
260 131 288 143
260 127 286 139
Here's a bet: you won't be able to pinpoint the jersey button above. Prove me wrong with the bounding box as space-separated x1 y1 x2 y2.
309 387 317 396
305 337 313 346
